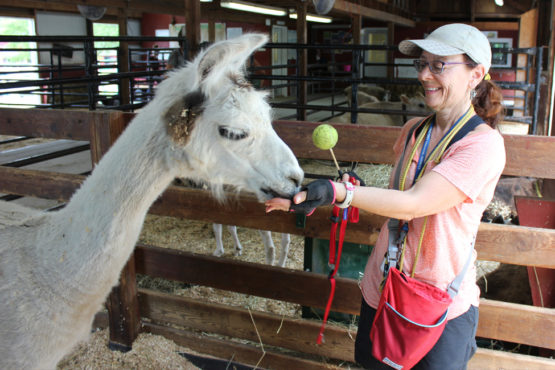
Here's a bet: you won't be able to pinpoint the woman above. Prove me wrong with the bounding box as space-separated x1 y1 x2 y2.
266 24 506 369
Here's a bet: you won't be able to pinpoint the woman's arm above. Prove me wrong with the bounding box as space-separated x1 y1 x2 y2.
265 171 467 221
346 171 467 220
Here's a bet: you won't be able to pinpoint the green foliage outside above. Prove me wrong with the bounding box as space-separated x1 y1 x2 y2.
93 23 119 57
0 16 35 64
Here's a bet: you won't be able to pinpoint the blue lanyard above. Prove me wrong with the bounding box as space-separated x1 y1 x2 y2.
414 119 433 180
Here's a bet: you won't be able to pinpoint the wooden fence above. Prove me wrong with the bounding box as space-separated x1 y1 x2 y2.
0 108 554 369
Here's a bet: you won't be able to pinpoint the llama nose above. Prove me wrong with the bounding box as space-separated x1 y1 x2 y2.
289 176 301 188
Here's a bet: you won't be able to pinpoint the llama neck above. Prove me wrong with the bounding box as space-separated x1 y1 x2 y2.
45 117 181 294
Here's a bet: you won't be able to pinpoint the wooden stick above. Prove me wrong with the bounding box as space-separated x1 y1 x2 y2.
329 148 341 173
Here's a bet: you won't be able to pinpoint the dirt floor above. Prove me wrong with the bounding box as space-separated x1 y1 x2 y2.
57 329 201 369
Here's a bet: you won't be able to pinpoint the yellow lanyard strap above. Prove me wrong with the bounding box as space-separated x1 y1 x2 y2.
398 107 475 277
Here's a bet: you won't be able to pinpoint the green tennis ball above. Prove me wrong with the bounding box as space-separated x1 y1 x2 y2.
312 124 338 150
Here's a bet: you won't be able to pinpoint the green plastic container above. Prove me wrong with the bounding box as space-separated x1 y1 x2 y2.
302 237 374 323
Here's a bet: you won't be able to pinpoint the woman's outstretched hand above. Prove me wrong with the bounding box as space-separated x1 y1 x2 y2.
265 179 335 215
265 191 306 213
265 172 364 214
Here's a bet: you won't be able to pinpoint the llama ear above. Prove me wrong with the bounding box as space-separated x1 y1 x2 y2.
197 33 268 81
164 90 206 145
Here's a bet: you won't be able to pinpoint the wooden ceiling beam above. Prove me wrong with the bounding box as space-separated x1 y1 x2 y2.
419 20 519 31
332 0 415 27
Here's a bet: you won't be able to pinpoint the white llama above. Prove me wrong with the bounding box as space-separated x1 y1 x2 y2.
212 224 291 267
0 34 303 370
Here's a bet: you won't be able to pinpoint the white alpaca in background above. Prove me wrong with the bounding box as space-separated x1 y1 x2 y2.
0 34 303 370
212 224 291 267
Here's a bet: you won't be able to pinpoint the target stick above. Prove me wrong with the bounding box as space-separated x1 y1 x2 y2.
329 148 340 173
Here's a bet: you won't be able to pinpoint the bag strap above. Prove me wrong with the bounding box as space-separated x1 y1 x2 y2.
386 112 484 295
447 237 476 298
385 116 430 276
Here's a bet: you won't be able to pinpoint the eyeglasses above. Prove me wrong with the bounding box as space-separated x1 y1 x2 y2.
413 60 474 74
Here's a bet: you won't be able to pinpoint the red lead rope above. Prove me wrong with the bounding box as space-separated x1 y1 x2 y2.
316 183 359 344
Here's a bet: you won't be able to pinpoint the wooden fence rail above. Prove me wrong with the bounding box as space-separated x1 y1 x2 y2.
1 108 554 369
1 167 553 268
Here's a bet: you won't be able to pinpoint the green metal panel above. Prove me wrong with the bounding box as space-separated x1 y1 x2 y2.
303 237 374 323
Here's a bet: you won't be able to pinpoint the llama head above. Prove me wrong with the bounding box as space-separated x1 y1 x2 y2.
159 34 303 201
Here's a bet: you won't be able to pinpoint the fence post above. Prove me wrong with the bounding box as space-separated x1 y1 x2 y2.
90 111 140 351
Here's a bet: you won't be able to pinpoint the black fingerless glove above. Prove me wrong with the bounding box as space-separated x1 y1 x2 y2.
290 179 335 215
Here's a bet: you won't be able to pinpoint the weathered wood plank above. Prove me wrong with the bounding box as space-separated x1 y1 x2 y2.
89 111 134 165
135 245 362 315
1 170 553 268
143 322 555 370
90 111 140 350
477 298 555 349
476 222 555 268
0 167 84 201
273 120 555 179
151 187 555 268
1 110 553 179
106 253 141 350
148 185 383 246
0 108 93 140
469 348 555 369
135 245 555 350
502 134 555 178
138 288 355 362
273 120 399 165
143 322 341 370
138 288 555 367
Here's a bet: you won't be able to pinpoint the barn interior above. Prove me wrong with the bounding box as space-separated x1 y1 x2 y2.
0 1 554 369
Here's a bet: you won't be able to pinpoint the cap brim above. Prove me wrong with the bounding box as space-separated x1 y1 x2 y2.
399 39 464 57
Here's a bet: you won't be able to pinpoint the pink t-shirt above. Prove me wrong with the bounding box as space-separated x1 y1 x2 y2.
360 120 506 320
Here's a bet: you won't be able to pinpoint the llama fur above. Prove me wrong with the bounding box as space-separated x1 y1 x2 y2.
0 34 303 369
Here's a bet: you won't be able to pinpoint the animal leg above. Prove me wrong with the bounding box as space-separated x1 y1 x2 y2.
259 230 276 265
212 223 225 257
228 225 243 256
277 233 291 267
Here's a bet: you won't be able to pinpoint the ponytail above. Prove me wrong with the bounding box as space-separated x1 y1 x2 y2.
472 79 505 128
464 55 505 128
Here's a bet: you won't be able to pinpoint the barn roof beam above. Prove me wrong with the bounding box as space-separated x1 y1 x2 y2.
331 0 415 27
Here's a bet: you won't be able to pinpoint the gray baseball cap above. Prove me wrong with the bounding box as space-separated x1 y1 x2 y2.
399 23 492 72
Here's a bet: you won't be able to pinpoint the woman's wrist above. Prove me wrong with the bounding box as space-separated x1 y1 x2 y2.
334 181 346 203
335 181 355 208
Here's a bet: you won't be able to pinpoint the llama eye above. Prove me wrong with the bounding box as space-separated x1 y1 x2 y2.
218 126 249 141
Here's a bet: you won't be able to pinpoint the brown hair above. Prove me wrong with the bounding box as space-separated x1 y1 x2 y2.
465 56 505 128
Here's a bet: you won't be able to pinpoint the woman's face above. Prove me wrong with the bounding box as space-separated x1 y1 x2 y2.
417 51 476 112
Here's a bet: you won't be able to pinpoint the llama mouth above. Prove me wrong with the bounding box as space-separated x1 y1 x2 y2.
260 187 292 200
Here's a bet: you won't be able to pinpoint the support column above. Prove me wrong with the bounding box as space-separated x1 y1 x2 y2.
117 8 130 108
296 1 308 121
387 22 395 79
185 0 201 59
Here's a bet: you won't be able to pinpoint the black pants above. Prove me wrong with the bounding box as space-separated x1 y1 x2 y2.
355 298 479 370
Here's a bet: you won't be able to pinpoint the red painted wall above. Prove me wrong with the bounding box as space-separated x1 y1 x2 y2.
141 13 185 49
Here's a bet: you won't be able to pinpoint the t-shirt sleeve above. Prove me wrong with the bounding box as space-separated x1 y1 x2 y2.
432 130 506 202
